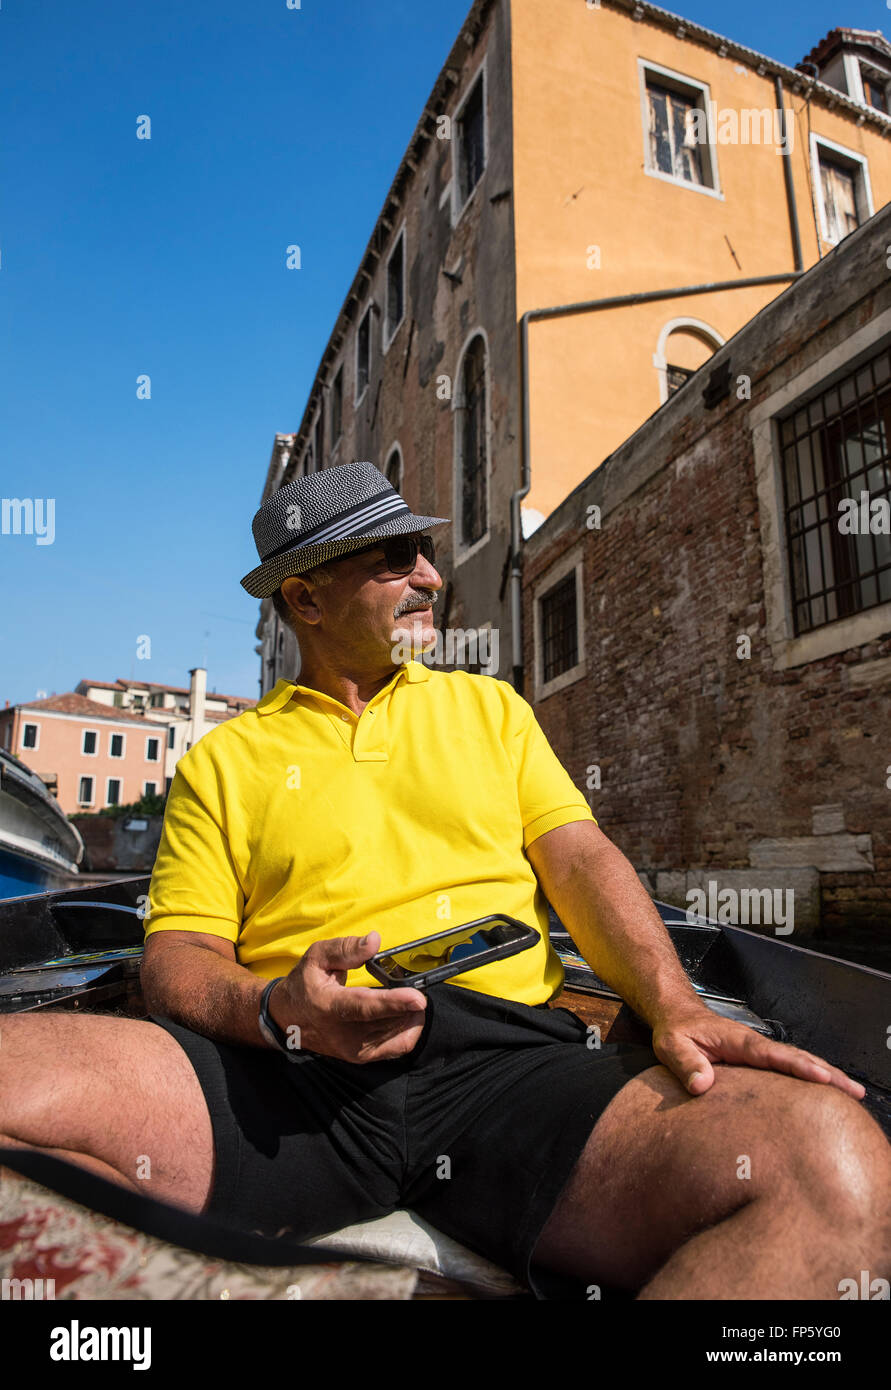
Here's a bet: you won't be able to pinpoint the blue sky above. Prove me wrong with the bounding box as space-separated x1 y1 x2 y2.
0 0 883 706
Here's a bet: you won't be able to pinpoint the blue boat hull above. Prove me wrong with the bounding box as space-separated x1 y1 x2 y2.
0 846 77 900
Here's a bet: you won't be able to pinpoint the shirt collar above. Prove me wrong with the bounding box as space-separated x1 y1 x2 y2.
256 659 431 716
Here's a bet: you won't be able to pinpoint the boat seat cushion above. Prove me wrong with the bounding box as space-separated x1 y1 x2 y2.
305 1209 523 1295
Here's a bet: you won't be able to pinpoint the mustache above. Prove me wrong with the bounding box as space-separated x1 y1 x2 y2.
394 590 438 617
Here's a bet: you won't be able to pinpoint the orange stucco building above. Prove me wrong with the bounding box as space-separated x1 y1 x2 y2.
511 4 891 521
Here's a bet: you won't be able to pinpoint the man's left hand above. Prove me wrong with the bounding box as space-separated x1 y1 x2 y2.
651 1006 866 1100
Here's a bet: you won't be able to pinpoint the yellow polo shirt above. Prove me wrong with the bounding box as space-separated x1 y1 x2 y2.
145 661 596 1005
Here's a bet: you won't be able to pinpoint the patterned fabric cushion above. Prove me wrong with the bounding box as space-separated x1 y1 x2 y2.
0 1167 416 1301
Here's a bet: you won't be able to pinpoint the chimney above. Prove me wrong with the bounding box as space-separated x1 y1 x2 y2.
189 667 207 735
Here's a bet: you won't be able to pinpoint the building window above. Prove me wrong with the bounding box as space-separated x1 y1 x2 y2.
533 551 586 701
861 65 888 113
780 343 891 636
82 729 97 756
167 726 176 749
540 574 579 684
654 318 725 405
313 411 323 470
385 445 403 494
456 334 489 551
356 307 371 401
109 732 125 758
22 722 39 750
666 365 694 396
385 231 405 347
144 781 158 797
165 776 173 794
149 692 163 707
78 776 94 806
456 70 486 212
145 737 160 762
639 61 719 195
331 366 343 446
304 444 313 475
812 136 873 246
106 778 121 806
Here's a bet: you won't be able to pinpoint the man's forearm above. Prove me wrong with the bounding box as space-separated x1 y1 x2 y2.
541 832 702 1027
141 941 273 1048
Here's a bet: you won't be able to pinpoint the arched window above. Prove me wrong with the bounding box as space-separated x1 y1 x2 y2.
385 446 403 494
653 318 725 403
456 334 488 549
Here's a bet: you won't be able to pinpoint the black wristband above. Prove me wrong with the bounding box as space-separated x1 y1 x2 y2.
257 977 300 1060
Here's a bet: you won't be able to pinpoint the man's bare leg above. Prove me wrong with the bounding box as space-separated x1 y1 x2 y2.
0 1011 214 1213
533 1063 891 1299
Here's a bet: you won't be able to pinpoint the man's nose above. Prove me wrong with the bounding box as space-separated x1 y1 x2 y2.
412 553 442 589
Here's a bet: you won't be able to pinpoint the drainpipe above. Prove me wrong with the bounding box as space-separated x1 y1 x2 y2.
510 270 804 693
774 76 804 273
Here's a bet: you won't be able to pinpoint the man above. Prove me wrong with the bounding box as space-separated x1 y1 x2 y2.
0 460 888 1300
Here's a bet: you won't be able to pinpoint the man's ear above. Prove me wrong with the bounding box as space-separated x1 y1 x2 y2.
281 575 322 626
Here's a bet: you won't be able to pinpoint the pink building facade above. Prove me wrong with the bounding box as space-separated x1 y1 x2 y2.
0 695 170 817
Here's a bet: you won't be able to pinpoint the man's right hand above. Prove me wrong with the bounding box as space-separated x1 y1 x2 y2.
268 931 427 1064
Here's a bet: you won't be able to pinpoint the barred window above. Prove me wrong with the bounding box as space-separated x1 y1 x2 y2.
780 345 891 635
540 573 579 684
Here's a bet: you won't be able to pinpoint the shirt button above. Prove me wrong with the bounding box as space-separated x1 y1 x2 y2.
341 714 349 722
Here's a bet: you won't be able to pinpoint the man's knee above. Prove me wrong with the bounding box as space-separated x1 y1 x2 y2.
686 1065 889 1221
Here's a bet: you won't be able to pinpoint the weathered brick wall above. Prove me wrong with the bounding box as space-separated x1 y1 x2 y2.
523 209 891 933
71 815 164 874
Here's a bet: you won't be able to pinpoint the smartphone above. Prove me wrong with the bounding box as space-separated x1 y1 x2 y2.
366 915 540 990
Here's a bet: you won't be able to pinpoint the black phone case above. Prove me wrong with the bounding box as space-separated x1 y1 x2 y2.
365 914 539 989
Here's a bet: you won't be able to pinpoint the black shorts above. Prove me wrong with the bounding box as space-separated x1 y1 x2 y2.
149 981 660 1299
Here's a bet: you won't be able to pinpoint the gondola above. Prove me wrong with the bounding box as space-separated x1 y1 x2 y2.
0 873 889 1299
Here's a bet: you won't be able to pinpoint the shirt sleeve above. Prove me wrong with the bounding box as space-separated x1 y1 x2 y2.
497 681 597 850
144 753 244 943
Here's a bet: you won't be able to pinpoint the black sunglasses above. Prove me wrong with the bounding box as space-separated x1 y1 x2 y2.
347 533 436 574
